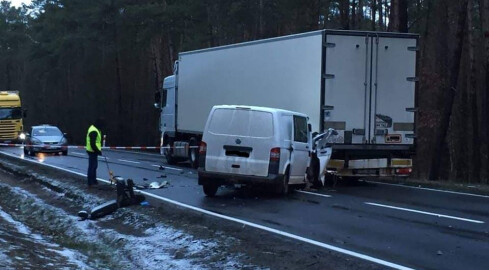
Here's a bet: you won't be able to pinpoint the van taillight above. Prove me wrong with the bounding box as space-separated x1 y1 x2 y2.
270 147 280 161
199 141 207 155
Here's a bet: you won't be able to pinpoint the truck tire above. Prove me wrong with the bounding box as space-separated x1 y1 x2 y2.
164 139 176 165
203 184 218 197
188 138 199 169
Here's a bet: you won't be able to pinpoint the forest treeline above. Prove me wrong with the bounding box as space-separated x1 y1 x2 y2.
0 0 488 183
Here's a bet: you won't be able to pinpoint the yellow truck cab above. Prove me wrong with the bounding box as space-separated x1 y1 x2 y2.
0 91 25 142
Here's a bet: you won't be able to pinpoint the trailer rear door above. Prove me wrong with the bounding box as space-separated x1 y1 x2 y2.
324 34 371 144
370 36 416 145
323 32 417 146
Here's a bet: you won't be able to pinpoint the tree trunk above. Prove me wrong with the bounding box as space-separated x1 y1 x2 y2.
371 0 377 30
480 0 489 183
357 0 364 27
379 0 383 30
351 0 357 29
467 0 480 181
429 0 469 180
339 0 350 30
388 0 399 31
399 0 409 32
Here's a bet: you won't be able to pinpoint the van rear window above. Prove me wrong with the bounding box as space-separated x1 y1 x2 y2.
208 109 273 138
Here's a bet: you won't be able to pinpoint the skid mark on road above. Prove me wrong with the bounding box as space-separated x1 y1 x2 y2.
365 202 485 224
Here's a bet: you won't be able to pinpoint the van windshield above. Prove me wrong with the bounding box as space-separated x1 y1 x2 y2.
208 108 274 138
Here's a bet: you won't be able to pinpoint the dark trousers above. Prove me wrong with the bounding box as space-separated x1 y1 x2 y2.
87 152 99 185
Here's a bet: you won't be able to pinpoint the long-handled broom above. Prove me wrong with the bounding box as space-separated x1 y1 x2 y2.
103 155 116 185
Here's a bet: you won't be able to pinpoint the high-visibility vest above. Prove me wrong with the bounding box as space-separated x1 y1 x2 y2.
86 125 102 152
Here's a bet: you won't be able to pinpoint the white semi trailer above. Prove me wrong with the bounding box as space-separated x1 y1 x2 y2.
155 29 418 180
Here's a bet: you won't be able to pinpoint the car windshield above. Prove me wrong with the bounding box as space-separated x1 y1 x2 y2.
0 107 22 120
33 127 62 137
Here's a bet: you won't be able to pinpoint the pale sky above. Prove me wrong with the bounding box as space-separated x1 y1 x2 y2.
10 0 31 8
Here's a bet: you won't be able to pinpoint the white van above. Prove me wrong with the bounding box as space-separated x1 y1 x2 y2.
198 105 312 197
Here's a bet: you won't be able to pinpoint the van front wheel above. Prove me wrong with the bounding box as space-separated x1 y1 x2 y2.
203 184 218 197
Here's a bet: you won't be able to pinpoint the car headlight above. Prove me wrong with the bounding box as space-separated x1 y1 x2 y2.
19 133 26 140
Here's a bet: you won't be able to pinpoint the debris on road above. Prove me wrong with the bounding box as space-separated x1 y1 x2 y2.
78 178 145 221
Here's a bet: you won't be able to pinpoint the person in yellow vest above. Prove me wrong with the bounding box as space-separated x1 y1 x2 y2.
86 118 105 186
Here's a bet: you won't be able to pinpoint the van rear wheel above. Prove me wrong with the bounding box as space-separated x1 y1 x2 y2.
203 184 218 197
276 170 289 195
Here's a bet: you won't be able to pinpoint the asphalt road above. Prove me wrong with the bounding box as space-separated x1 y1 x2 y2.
0 146 488 270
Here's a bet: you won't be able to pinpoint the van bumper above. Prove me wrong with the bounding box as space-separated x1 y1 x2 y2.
198 169 284 186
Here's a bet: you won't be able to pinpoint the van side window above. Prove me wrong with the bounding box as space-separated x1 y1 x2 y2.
293 116 308 143
161 89 168 107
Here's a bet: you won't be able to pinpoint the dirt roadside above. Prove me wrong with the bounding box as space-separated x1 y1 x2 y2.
0 154 380 270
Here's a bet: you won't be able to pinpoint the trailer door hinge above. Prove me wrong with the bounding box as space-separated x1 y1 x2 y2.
325 42 335 48
323 74 335 79
322 105 334 111
406 107 418 112
408 46 419 51
407 77 419 82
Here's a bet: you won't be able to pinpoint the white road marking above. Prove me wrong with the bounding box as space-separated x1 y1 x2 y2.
365 202 485 224
0 149 414 270
72 152 85 156
151 164 183 171
118 159 140 164
296 190 332 198
366 180 489 199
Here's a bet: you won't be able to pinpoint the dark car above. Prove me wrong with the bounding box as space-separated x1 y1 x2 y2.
24 125 68 156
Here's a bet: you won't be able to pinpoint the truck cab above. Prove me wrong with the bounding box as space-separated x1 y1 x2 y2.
0 91 25 142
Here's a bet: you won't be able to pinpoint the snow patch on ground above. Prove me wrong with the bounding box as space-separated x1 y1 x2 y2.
0 206 31 235
0 205 93 269
1 177 254 269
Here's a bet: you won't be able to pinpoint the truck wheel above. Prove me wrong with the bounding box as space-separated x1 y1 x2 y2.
164 139 176 165
188 138 199 169
203 184 218 197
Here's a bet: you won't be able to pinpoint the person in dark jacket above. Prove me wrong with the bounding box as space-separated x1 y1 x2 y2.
86 118 105 186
